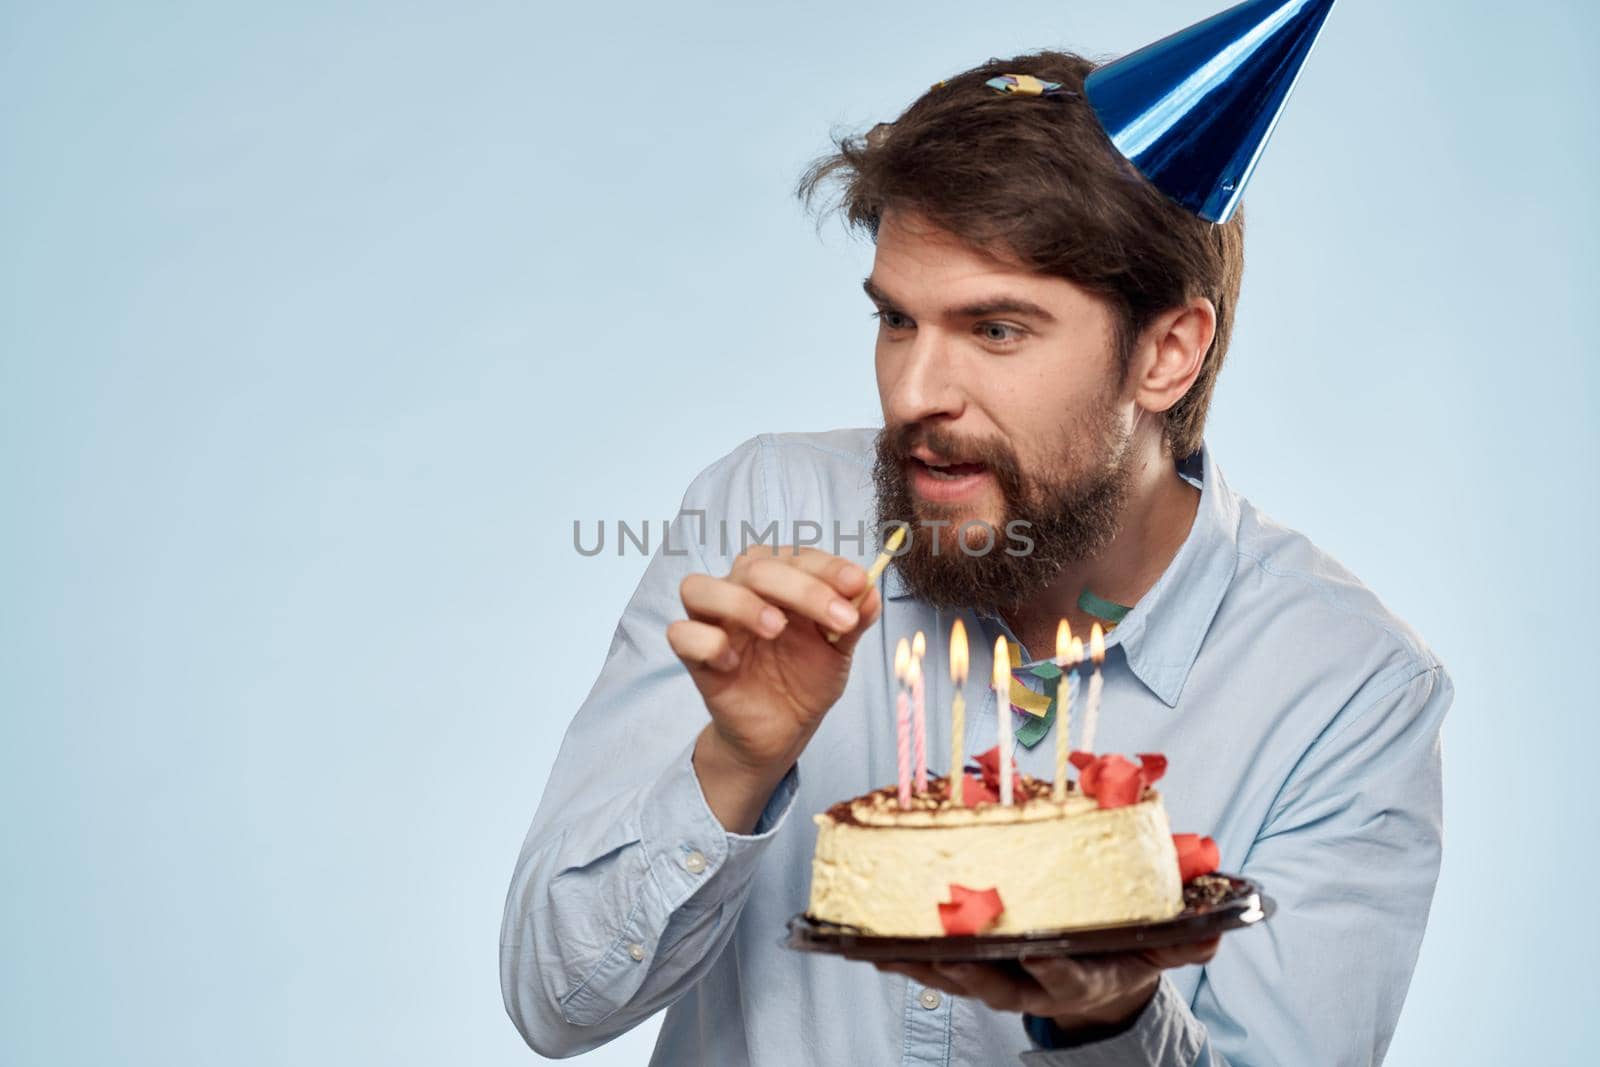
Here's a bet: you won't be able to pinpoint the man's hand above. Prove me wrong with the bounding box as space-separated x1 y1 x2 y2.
874 938 1218 1039
667 545 882 832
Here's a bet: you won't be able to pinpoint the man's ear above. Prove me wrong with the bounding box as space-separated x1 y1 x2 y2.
1132 297 1216 416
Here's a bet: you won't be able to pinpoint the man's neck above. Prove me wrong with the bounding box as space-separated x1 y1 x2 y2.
1000 447 1201 659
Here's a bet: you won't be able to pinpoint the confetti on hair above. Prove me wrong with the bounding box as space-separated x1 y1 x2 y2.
984 73 1076 99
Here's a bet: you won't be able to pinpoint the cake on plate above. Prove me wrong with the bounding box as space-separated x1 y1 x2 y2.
806 747 1218 937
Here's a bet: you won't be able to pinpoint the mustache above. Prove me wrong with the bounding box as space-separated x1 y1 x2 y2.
885 421 1017 472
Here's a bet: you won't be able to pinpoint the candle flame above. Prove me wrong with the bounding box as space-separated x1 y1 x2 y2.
906 655 921 687
1070 635 1084 662
992 635 1009 691
912 629 926 660
950 619 968 683
1055 619 1073 664
1090 621 1106 663
894 637 910 681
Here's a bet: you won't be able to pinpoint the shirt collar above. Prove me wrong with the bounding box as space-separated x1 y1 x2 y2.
883 438 1241 709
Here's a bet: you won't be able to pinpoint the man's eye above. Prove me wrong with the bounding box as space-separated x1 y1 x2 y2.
979 322 1025 344
873 310 913 331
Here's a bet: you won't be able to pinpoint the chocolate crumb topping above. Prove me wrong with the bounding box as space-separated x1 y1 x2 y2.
823 773 1092 827
1183 875 1235 909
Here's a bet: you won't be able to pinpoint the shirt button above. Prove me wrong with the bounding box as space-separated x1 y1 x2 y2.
628 942 645 962
682 849 708 874
918 988 942 1010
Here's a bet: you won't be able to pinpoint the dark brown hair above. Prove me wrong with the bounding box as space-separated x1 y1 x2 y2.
796 49 1246 459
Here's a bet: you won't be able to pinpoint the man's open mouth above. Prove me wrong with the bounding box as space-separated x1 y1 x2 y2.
915 458 989 481
905 452 995 504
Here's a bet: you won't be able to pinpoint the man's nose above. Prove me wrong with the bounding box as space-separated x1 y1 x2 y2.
882 329 965 426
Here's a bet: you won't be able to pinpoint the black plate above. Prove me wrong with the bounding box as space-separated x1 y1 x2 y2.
785 874 1271 962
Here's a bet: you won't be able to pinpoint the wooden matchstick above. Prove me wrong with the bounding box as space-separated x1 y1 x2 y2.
825 524 906 643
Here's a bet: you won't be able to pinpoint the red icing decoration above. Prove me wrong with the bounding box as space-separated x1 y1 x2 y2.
937 884 1005 935
1136 753 1168 784
1173 834 1220 882
1094 756 1144 807
1071 752 1170 809
972 745 1018 794
960 772 998 807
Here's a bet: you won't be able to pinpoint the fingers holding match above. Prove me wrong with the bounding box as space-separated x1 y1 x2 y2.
676 551 879 658
666 619 741 672
772 547 870 599
833 584 883 647
825 525 905 644
679 573 788 638
740 557 860 633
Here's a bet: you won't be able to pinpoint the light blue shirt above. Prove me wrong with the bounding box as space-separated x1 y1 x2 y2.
500 429 1453 1065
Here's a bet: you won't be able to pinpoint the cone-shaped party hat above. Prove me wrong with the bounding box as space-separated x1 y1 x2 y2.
1085 0 1338 223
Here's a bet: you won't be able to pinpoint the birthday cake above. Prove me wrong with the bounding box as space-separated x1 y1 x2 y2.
806 749 1217 937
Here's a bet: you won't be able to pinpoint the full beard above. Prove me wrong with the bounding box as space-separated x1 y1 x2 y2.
870 403 1136 616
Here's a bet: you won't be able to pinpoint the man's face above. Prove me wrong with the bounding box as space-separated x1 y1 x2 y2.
867 209 1139 614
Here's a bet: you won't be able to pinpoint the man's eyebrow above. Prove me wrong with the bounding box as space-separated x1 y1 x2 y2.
861 276 899 309
950 297 1058 324
861 276 1057 324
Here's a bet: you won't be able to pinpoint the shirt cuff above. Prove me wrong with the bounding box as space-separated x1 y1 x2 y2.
555 739 798 1027
1017 976 1205 1066
637 735 800 913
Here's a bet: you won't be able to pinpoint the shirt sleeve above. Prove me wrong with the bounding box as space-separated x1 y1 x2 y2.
1019 659 1454 1067
498 434 797 1059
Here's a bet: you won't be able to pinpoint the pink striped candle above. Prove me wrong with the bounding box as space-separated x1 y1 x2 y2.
894 638 912 809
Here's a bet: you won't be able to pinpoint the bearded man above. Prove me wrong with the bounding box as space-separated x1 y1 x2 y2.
501 48 1451 1066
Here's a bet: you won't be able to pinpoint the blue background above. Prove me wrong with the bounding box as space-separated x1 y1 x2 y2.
3 1 1594 1063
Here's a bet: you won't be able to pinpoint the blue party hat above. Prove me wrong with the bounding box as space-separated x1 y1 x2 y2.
1085 0 1338 223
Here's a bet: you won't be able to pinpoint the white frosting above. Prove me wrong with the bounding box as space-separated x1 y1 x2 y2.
808 789 1184 936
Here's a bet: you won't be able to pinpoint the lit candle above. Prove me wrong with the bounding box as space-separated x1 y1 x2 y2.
911 630 928 793
1053 620 1077 802
1079 622 1107 755
894 637 912 809
992 635 1012 806
909 655 927 794
948 619 968 806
